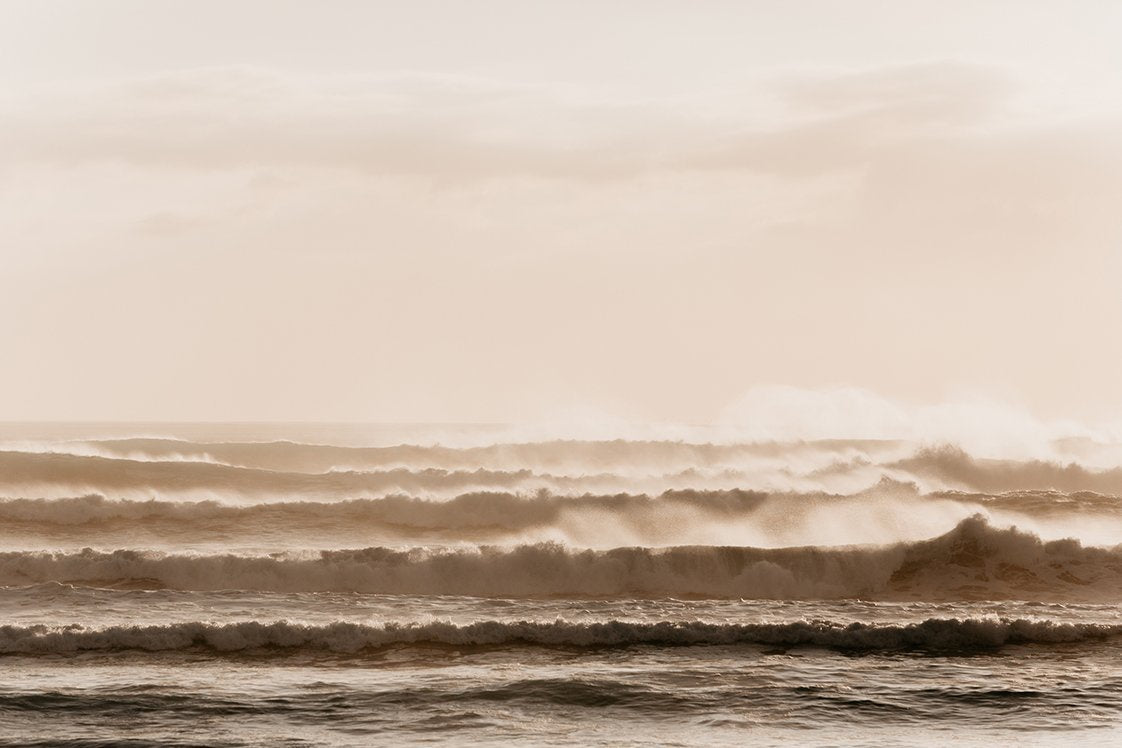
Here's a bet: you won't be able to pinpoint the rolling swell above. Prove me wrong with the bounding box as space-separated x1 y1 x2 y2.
2 617 1119 655
3 518 1120 600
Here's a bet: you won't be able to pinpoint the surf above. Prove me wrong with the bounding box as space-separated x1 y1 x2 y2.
0 517 1118 600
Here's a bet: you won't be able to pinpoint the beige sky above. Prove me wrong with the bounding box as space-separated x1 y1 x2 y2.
1 1 1120 424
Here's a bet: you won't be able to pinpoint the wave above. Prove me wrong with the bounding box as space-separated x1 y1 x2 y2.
893 446 1122 494
2 616 1119 655
0 450 597 498
2 517 1120 600
68 437 905 473
4 440 1122 499
0 449 853 499
1 487 1118 549
936 488 1122 514
0 489 768 531
0 443 913 500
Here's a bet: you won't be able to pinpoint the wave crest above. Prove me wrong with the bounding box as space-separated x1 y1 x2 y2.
3 617 1119 655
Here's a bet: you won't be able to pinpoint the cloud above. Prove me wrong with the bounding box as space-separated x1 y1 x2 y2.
776 62 1013 125
3 63 1122 424
1 62 1082 182
1 68 667 179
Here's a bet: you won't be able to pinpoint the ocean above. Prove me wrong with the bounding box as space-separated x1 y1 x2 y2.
2 423 1121 746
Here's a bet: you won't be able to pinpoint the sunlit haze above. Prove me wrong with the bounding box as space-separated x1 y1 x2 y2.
3 1 1121 425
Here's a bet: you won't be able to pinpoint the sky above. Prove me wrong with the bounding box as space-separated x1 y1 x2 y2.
1 1 1121 426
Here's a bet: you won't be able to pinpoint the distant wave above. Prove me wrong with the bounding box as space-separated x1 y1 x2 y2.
3 439 1122 498
0 450 592 497
0 449 842 499
71 437 904 473
2 617 1120 655
0 444 900 499
2 518 1120 600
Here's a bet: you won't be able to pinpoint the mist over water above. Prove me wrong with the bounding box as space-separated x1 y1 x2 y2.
3 420 1122 745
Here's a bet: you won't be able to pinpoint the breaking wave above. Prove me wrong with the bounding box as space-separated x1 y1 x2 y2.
3 439 1122 499
0 490 777 528
3 617 1120 655
1 486 1119 548
3 517 1120 600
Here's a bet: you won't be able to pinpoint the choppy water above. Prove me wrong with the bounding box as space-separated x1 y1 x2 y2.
3 423 1122 746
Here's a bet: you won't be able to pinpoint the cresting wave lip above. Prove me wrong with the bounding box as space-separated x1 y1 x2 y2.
1 617 1119 655
2 518 1120 601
